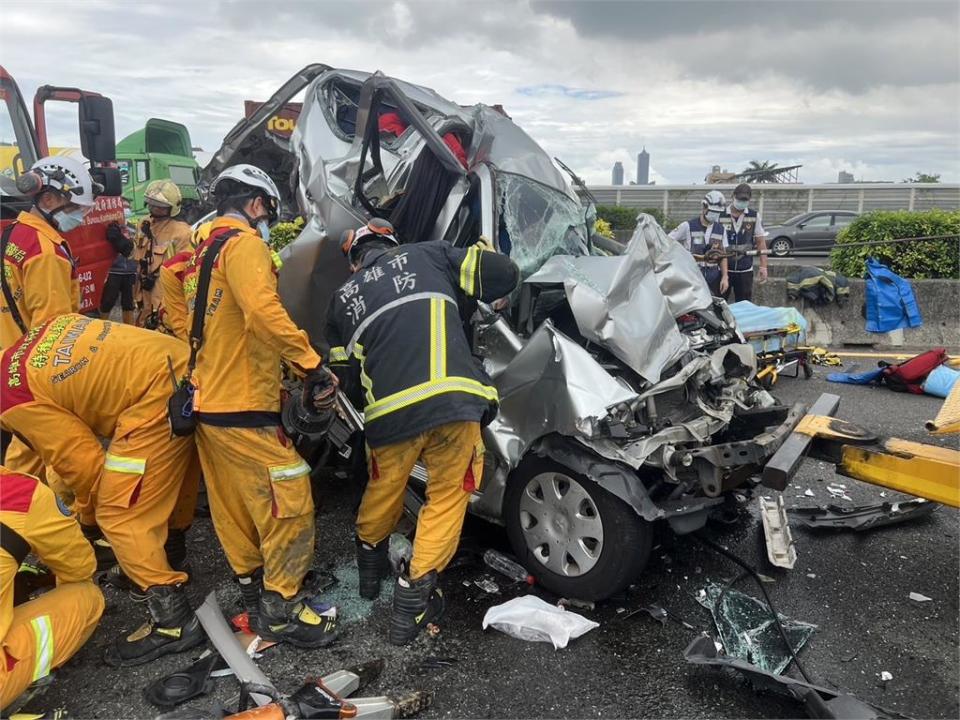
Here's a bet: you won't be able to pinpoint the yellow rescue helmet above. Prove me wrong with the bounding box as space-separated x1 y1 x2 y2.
144 179 183 217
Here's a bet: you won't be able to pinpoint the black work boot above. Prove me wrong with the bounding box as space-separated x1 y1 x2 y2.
389 571 445 646
256 589 338 648
236 568 264 630
104 584 205 667
81 524 117 571
165 528 190 573
356 537 390 600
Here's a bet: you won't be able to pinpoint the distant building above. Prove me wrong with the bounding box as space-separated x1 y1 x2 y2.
706 165 738 184
612 162 624 185
838 170 855 183
636 147 650 185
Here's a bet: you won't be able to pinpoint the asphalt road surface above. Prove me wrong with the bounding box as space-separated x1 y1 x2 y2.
18 375 959 719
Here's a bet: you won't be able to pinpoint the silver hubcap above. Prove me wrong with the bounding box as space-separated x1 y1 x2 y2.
518 472 604 577
773 240 789 254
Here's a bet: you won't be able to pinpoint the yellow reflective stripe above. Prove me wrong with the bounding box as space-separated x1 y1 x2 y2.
355 343 375 405
459 246 479 297
104 454 146 475
365 376 498 422
328 346 350 363
429 298 447 380
30 615 53 681
268 460 311 481
270 250 283 270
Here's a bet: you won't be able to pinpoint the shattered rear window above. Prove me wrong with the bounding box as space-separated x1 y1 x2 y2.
498 172 591 278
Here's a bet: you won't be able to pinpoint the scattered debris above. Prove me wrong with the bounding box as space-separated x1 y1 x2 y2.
789 498 937 532
826 484 853 501
426 623 441 638
880 671 894 683
684 635 909 719
909 592 933 602
483 549 534 585
804 488 816 498
759 495 798 569
415 657 457 674
757 574 776 584
697 582 816 675
474 577 500 595
143 652 220 709
806 573 817 579
482 595 599 649
558 597 595 611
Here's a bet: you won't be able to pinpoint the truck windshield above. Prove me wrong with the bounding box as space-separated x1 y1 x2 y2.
0 73 38 193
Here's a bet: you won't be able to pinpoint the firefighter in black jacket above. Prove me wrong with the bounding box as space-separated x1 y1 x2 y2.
326 219 519 645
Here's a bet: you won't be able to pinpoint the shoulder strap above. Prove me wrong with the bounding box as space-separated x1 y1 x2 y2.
186 229 241 376
1 223 28 335
0 521 30 565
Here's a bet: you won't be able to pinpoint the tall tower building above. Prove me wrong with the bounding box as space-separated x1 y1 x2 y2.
612 162 624 185
637 147 650 185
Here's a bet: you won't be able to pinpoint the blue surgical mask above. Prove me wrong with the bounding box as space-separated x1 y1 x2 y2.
257 219 271 242
705 210 721 223
734 198 749 211
53 208 86 233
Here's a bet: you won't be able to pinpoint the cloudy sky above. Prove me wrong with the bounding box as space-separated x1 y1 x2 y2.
3 0 958 184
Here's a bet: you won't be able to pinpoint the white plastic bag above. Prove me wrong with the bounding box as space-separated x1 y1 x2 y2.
481 595 599 649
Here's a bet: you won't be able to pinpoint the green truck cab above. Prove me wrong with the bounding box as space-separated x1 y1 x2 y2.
117 118 200 220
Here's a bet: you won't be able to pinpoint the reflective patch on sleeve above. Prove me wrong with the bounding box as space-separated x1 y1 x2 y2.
328 346 350 363
29 615 53 681
270 250 283 270
268 460 311 481
104 453 147 475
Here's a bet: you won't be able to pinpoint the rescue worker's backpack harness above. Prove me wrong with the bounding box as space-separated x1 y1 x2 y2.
1 223 28 335
167 229 239 436
0 521 30 565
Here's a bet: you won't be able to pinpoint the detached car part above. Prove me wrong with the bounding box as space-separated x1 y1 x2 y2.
789 498 937 531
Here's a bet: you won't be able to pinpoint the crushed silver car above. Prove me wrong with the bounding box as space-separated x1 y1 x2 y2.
206 66 808 600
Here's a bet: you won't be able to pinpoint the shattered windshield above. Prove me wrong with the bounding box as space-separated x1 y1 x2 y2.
498 172 592 278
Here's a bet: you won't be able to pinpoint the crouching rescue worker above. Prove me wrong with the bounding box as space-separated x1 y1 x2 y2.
1 156 93 480
135 180 192 327
668 190 730 296
1 466 104 710
326 220 519 645
0 315 203 666
183 164 338 648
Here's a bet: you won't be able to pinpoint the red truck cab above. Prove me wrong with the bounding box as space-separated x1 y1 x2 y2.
0 65 122 313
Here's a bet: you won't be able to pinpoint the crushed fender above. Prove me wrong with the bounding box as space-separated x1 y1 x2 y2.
789 498 937 531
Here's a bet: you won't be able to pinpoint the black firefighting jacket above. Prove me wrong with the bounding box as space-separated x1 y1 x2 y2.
325 241 519 448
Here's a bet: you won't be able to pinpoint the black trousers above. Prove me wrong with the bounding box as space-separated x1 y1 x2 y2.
725 270 753 303
99 273 136 312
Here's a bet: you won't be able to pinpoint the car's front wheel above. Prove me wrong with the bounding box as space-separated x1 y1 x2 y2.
770 236 793 256
503 455 652 600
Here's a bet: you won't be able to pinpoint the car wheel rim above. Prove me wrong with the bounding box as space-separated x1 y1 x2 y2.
517 472 604 577
773 240 789 254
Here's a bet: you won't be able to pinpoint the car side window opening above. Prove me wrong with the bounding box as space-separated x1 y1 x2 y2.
832 214 856 227
803 214 832 228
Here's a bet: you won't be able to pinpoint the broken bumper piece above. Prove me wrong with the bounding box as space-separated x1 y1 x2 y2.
789 498 937 531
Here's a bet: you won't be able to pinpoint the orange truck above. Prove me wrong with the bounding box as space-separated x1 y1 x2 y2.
0 65 123 314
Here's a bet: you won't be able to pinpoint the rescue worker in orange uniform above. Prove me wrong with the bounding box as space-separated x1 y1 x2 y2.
156 250 192 340
0 466 104 711
134 180 192 327
326 220 519 644
1 156 93 482
182 164 338 648
0 315 204 666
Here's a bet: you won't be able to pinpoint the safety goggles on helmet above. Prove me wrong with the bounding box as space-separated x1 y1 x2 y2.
341 218 399 260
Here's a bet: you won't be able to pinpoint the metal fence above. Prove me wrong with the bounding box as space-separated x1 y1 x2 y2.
586 183 960 226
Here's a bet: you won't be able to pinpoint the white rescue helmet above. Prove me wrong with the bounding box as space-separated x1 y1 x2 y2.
702 189 726 214
210 164 281 221
29 155 99 207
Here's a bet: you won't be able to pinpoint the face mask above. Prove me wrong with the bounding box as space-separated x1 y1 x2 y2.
705 210 721 223
256 219 271 242
53 208 86 233
734 199 749 211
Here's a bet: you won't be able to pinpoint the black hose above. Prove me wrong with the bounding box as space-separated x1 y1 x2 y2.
694 531 814 684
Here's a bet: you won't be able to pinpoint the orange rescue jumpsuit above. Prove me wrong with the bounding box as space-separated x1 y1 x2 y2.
0 315 196 591
183 216 321 598
1 467 104 710
1 211 81 483
134 216 193 326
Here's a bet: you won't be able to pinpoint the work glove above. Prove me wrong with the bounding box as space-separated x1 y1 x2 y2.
303 365 339 412
106 222 134 257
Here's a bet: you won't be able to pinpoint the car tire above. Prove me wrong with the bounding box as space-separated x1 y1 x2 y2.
503 454 652 601
770 237 792 257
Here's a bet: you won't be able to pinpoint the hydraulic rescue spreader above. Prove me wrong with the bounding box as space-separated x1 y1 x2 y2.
764 392 960 508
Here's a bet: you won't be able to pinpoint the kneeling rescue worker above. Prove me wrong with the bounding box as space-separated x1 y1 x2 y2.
0 315 203 666
0 466 104 711
326 220 520 644
182 164 338 648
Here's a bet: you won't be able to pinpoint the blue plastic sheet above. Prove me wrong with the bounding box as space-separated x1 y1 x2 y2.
923 364 960 398
729 301 808 353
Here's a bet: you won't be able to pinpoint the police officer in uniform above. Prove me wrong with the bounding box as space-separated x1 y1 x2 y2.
667 190 730 296
720 183 768 302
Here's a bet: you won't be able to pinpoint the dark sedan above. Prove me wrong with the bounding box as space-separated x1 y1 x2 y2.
765 211 859 256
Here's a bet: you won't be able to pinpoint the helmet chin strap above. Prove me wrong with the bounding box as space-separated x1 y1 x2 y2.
34 197 71 230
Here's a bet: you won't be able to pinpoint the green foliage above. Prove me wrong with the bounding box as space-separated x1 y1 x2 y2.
594 218 614 239
830 209 960 279
595 205 676 234
269 216 305 252
902 172 941 183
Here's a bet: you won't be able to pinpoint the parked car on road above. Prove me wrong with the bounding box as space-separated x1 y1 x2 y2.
766 211 858 256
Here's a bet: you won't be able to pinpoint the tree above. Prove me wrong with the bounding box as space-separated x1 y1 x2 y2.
740 160 780 183
902 172 941 183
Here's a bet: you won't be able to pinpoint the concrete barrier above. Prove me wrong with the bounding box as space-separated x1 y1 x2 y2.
753 276 960 349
